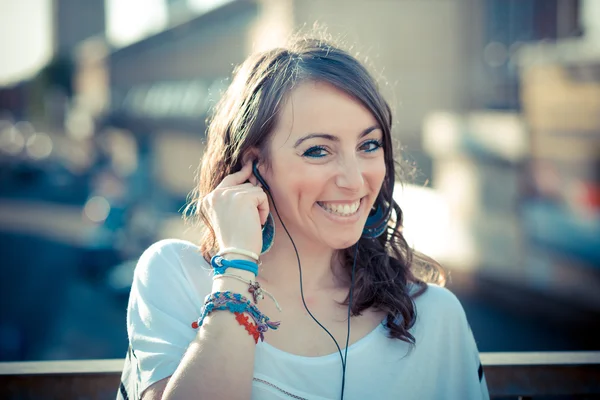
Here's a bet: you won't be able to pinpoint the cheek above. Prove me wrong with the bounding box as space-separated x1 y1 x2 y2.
366 158 387 189
277 162 328 192
294 172 326 208
269 168 319 211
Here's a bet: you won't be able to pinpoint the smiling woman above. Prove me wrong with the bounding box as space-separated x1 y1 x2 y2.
256 80 387 251
118 35 489 400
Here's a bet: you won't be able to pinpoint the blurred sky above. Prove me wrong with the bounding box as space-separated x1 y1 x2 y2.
0 0 167 86
0 0 52 86
0 0 233 86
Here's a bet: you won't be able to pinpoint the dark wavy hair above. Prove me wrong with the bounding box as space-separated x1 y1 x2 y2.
186 36 446 345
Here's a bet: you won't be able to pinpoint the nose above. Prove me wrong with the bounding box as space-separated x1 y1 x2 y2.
335 157 364 192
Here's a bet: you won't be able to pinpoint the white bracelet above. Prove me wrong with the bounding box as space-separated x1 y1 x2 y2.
217 247 260 262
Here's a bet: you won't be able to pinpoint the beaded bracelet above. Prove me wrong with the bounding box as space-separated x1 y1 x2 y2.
191 291 280 342
211 255 259 276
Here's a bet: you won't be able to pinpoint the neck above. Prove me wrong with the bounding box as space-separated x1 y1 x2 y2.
258 227 347 294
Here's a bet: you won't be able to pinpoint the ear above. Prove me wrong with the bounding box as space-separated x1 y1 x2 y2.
241 147 262 186
241 147 260 166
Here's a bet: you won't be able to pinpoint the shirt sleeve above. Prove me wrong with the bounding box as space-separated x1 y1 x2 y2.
445 287 490 400
468 325 490 400
126 239 210 397
466 322 490 399
417 284 490 399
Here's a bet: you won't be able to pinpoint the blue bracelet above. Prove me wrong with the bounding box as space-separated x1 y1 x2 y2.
211 255 259 276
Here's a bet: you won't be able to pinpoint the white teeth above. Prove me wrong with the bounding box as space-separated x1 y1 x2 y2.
318 200 361 216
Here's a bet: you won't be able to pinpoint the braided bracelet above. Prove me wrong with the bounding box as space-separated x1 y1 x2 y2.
191 291 280 342
206 292 279 330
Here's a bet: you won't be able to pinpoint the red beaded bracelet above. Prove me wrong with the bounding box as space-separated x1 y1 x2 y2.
234 312 260 344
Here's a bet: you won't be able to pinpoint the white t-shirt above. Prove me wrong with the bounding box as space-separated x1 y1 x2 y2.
125 239 489 399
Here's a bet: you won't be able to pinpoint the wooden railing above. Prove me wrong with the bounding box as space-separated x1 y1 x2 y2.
481 352 600 398
0 352 599 399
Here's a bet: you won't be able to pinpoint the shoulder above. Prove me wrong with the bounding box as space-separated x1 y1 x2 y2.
137 238 207 271
408 284 489 397
413 283 464 315
410 283 470 336
128 238 213 323
134 238 210 285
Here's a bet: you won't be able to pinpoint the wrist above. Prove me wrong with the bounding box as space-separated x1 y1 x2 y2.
211 277 255 299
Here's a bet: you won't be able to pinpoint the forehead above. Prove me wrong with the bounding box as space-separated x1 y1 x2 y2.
272 80 378 144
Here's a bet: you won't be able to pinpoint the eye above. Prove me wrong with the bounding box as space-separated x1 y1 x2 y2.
360 139 383 153
302 145 329 158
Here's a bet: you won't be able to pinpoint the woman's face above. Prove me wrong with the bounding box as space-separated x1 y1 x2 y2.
262 80 387 249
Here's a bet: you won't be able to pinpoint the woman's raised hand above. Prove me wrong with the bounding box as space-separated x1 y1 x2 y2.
202 162 269 256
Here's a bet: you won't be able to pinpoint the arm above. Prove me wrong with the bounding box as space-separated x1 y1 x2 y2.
131 163 269 399
131 249 260 400
160 266 258 400
141 377 169 400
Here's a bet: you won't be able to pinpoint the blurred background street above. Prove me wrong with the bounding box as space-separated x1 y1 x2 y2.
0 0 599 362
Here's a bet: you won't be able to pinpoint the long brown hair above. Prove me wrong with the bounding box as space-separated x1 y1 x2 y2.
186 36 446 344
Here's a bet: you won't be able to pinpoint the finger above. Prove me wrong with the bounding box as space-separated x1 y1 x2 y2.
228 188 269 225
248 174 258 187
216 162 253 189
252 190 270 226
218 182 261 196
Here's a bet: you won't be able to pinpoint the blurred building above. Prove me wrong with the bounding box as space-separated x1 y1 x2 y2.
105 1 259 220
2 0 598 362
101 0 598 268
422 0 600 314
0 83 28 121
478 0 582 110
104 0 491 213
2 0 594 287
53 0 106 57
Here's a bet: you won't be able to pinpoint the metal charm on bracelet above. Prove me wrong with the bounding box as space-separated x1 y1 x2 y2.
213 273 282 311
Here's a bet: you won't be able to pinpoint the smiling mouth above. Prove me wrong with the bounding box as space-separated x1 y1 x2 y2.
317 198 362 217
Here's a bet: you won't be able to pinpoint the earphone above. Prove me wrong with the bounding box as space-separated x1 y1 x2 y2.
252 160 356 400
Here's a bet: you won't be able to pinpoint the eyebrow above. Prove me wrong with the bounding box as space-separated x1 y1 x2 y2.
293 125 381 148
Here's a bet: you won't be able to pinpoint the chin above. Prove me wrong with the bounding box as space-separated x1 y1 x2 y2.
326 232 362 250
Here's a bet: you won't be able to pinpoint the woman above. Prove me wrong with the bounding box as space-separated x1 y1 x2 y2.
119 37 489 400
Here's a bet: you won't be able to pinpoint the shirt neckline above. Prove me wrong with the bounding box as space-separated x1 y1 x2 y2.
257 318 387 364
